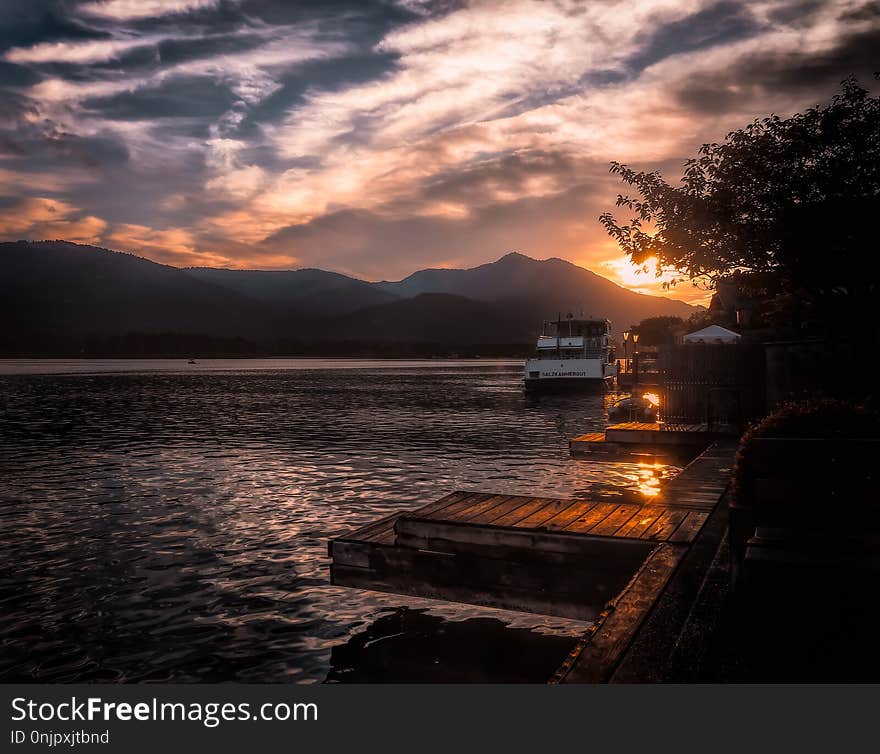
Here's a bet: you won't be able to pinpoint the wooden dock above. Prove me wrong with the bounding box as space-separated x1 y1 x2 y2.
329 441 736 680
570 421 734 454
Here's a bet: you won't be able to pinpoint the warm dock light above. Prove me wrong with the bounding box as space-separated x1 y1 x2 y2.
643 392 660 407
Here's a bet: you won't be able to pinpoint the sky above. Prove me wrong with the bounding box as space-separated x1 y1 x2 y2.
0 0 878 304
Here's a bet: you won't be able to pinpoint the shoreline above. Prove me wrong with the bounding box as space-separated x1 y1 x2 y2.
0 357 523 376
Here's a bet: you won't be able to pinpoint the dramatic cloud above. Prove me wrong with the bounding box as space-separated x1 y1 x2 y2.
0 0 877 303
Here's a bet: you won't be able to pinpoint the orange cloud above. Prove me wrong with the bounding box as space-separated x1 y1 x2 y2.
105 224 227 267
0 197 106 244
105 222 299 269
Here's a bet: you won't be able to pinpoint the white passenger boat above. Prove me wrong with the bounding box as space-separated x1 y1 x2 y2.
524 315 618 391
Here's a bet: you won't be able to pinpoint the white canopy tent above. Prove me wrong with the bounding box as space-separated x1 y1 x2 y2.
682 325 741 344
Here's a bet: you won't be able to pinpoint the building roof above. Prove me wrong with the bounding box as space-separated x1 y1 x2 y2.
682 324 741 343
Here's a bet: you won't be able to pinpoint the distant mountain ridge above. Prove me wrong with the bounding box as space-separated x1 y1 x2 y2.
183 250 695 329
186 267 398 316
1 240 274 338
0 241 697 353
379 252 607 301
377 252 694 323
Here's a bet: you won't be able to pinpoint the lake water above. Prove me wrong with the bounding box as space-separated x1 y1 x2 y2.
0 359 680 683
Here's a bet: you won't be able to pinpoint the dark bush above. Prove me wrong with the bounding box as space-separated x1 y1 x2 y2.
732 398 880 509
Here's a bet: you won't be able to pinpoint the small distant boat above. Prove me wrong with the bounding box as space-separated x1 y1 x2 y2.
524 314 618 391
609 392 660 423
187 359 198 365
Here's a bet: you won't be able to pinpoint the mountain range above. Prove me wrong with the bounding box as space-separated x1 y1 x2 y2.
1 240 697 355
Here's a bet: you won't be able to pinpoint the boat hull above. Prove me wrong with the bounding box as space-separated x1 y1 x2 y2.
524 357 616 391
524 376 611 392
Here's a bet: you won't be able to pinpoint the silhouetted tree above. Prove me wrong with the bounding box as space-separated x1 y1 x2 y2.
600 77 880 330
633 316 684 346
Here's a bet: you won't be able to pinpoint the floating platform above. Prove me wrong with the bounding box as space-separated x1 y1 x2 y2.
328 441 736 681
331 492 706 621
567 431 667 457
571 422 734 454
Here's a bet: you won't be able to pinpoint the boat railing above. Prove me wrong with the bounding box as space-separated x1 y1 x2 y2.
537 336 587 349
531 347 607 359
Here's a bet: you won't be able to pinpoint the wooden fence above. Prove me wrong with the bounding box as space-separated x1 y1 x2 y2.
658 343 766 430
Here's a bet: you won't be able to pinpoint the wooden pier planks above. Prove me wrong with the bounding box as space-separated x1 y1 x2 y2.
572 431 607 443
337 494 708 547
570 422 735 453
604 422 719 445
655 440 735 511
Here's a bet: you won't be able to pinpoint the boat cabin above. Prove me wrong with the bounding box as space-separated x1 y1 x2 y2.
534 317 611 360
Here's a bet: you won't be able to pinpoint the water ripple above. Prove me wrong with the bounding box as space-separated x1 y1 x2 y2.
0 361 679 682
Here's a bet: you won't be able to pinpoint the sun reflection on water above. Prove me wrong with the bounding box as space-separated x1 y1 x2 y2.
635 460 665 497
